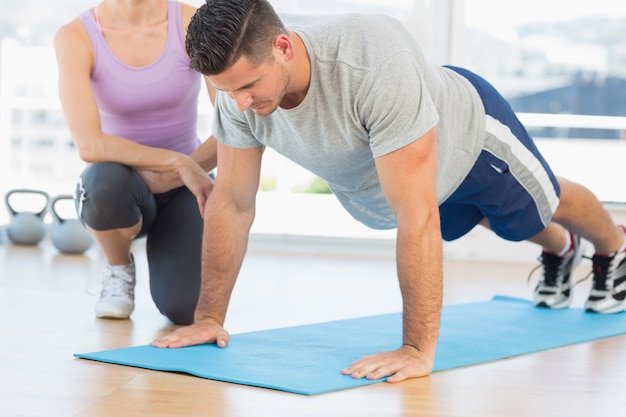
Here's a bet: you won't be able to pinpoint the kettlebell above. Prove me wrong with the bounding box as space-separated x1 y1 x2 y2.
5 189 49 245
50 194 94 254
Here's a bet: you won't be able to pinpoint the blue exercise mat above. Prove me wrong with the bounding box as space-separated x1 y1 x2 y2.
74 296 626 395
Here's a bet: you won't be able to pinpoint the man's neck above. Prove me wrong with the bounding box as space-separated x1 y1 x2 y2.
280 31 311 109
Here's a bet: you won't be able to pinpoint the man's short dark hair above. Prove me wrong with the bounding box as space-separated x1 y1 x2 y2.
186 0 287 75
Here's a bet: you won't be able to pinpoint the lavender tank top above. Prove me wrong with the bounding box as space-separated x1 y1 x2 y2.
79 1 201 155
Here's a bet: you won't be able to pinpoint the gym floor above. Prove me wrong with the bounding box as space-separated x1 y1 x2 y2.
1 232 625 417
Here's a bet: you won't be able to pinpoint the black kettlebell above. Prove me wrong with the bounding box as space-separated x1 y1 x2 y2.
50 194 94 254
5 189 49 245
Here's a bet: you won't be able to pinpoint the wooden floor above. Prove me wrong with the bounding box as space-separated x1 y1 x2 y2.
1 231 625 417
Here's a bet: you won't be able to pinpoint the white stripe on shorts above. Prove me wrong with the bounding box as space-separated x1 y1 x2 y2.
484 115 560 222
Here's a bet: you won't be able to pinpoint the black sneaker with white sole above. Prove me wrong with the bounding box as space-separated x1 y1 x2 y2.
585 227 626 314
533 233 585 309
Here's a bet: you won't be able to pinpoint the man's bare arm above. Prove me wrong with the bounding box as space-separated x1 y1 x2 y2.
342 128 442 382
152 143 264 348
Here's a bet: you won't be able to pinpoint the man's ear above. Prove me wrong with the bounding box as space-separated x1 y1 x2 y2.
273 33 295 60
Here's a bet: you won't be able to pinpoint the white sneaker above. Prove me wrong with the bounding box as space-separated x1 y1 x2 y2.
532 233 586 309
95 255 136 319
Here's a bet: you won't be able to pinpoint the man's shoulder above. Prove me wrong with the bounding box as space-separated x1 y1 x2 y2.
286 13 419 71
282 12 401 31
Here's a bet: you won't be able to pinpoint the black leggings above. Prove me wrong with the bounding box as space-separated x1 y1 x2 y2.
75 162 202 324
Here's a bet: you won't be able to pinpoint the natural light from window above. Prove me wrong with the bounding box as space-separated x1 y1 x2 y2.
1 0 625 236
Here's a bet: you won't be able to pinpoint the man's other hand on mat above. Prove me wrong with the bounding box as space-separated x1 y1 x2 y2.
341 345 433 383
151 321 230 349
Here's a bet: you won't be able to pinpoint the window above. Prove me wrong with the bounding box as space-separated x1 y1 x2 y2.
463 0 626 203
1 0 624 234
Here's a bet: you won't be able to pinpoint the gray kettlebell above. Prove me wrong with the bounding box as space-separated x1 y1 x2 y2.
50 194 94 254
5 189 49 245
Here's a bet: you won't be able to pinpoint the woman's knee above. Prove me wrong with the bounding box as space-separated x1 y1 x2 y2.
76 162 151 230
77 162 142 200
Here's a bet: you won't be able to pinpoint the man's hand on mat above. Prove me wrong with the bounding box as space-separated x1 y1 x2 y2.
341 345 433 383
151 322 230 349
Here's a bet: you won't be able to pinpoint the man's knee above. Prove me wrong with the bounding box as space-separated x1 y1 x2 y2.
551 177 580 223
155 296 197 325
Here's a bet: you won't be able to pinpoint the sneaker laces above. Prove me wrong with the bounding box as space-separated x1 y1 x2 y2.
589 254 612 291
100 264 135 298
86 262 135 297
527 254 592 288
540 252 563 287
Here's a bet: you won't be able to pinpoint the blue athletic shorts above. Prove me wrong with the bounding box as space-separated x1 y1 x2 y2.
439 66 561 242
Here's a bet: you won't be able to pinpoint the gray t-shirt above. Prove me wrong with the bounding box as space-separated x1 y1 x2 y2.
212 13 485 230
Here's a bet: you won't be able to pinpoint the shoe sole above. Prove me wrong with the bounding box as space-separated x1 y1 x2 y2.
535 299 572 309
585 300 626 314
95 305 134 320
96 312 132 320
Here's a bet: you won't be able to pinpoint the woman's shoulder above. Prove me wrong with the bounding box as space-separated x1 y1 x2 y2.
179 2 198 28
54 15 91 54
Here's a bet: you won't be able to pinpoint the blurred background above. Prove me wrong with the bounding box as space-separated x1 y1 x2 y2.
1 0 625 253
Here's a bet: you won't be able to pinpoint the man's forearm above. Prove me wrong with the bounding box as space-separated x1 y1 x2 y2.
194 200 254 324
396 218 443 361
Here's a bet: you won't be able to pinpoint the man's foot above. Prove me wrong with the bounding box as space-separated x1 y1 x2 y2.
95 255 136 319
533 233 586 309
585 226 626 314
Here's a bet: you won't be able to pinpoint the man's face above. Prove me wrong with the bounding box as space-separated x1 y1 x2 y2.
209 55 290 117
